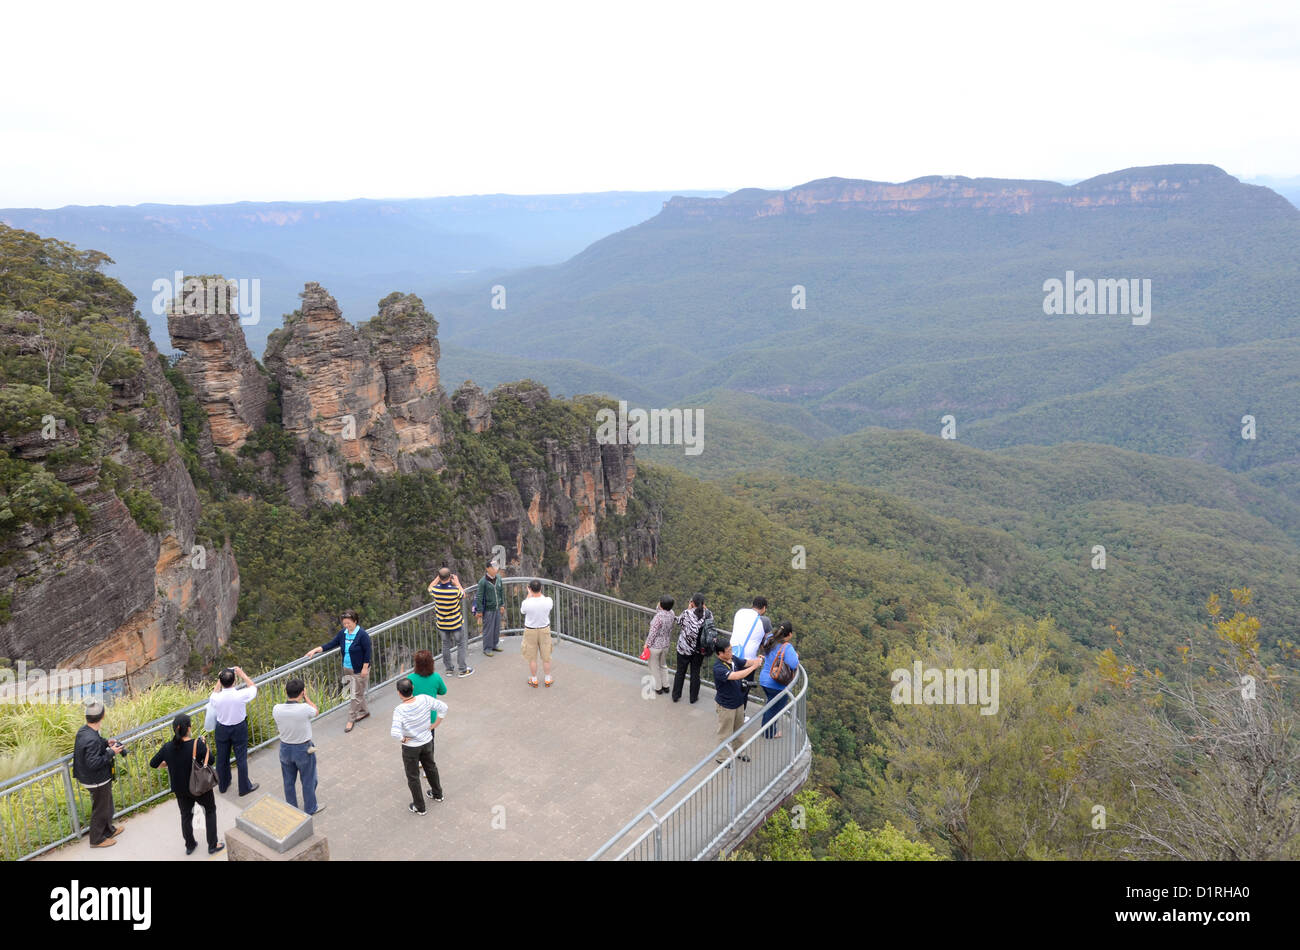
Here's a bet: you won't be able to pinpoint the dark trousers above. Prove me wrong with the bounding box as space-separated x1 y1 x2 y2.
481 610 502 653
762 685 789 738
402 738 442 812
87 782 115 845
215 719 253 795
177 790 218 850
672 653 703 703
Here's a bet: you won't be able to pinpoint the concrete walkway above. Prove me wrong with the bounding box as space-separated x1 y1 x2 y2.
40 637 720 861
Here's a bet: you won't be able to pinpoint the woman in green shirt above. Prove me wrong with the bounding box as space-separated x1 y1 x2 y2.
410 649 448 724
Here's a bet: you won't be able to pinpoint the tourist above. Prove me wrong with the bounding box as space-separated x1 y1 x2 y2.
72 699 127 849
520 579 555 687
758 621 799 739
272 677 323 815
304 609 373 731
730 596 770 710
473 560 507 656
713 635 762 765
409 649 449 731
429 568 473 678
391 677 444 815
642 596 676 695
148 713 223 855
209 666 260 794
730 596 769 669
672 593 714 704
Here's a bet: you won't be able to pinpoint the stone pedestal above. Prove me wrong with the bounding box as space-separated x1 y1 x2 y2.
227 794 329 861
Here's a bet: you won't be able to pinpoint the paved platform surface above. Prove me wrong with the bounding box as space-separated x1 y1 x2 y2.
40 637 722 861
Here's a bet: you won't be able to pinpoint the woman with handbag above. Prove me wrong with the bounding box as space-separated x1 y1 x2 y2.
149 712 225 855
758 622 799 739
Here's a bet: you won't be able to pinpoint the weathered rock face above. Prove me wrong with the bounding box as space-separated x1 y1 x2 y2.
167 285 269 462
451 381 491 433
363 293 445 460
183 282 658 592
264 284 445 504
661 165 1299 220
449 381 651 590
0 317 240 684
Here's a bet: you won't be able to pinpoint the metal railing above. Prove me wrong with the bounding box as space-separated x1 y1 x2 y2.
1 577 809 861
588 656 809 860
0 595 456 861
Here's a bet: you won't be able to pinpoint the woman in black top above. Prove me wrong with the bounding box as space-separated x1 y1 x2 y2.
149 713 224 855
672 593 715 704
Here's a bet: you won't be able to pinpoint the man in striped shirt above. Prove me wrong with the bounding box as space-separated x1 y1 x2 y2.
428 567 473 678
391 677 444 815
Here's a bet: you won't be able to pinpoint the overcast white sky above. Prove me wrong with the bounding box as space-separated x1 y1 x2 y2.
2 0 1296 207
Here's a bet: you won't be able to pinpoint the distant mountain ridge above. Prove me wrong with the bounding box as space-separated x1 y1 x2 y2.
661 165 1297 220
0 190 725 358
429 163 1299 482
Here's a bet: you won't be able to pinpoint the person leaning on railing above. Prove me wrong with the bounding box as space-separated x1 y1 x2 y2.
758 621 798 739
72 698 127 848
304 609 373 732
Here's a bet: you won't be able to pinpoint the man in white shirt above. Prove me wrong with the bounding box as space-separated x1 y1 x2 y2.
730 596 769 710
391 677 443 815
209 666 259 796
730 597 769 666
272 677 322 815
520 579 555 687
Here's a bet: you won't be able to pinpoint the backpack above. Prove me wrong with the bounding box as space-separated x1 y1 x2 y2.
769 644 796 687
695 613 718 658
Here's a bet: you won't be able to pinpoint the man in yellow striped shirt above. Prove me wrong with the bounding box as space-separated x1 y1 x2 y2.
428 568 473 677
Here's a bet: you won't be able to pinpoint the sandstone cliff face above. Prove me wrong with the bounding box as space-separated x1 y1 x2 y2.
0 317 239 684
167 287 269 464
264 284 445 504
452 381 491 433
461 382 646 588
661 165 1299 220
174 282 657 594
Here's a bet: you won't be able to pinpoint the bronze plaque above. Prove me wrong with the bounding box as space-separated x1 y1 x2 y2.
235 794 313 853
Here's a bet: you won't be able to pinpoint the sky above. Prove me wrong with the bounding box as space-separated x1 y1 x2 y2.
2 0 1297 208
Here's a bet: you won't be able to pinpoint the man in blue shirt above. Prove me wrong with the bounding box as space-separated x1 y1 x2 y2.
713 636 761 766
305 609 372 733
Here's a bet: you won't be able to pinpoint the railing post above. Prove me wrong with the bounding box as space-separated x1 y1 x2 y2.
653 822 663 861
728 755 737 823
61 763 81 838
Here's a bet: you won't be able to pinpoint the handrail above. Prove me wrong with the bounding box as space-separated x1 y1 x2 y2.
589 663 809 860
1 576 809 861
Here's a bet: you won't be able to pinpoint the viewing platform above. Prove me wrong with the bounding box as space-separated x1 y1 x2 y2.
7 580 811 861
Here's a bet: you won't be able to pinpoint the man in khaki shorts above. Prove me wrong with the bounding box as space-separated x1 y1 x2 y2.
520 579 555 687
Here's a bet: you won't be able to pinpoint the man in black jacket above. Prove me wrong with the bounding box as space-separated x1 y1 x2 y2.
72 700 126 848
